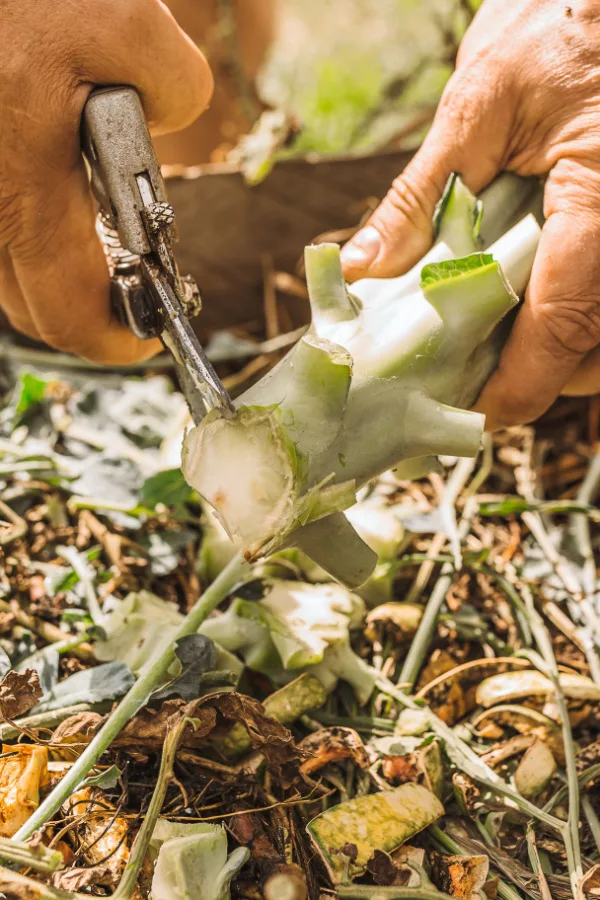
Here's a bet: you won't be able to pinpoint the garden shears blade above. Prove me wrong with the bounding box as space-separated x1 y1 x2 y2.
81 85 236 425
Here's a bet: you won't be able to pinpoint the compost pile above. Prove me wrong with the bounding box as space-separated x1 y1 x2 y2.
0 355 598 900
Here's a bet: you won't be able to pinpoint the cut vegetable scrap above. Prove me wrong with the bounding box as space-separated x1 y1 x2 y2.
217 673 326 757
514 739 557 799
476 669 600 708
0 744 48 837
94 590 243 684
149 819 249 900
432 851 490 900
307 782 444 882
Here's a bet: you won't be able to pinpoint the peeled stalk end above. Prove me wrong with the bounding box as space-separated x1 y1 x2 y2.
305 242 361 331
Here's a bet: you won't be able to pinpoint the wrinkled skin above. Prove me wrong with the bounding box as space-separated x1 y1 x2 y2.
0 0 212 363
342 0 600 428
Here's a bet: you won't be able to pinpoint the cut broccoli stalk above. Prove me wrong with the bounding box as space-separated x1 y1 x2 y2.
183 174 543 585
149 820 249 900
200 579 377 704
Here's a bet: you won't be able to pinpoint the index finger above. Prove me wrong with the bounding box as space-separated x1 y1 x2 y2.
475 159 600 429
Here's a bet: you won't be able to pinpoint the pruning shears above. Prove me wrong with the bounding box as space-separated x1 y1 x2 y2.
81 86 236 424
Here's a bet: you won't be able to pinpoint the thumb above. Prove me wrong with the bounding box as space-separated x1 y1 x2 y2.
340 69 511 281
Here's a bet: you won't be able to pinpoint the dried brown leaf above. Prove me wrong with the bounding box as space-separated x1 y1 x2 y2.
198 692 307 782
579 863 600 898
0 670 42 720
52 702 217 754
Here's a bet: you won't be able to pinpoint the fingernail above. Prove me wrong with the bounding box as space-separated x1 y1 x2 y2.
340 226 381 270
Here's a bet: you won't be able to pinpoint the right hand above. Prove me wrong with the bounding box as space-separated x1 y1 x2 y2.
0 0 212 363
341 0 600 427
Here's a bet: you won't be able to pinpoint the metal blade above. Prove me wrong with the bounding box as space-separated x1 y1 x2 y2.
140 259 236 424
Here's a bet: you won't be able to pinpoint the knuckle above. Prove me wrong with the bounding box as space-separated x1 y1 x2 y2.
39 326 91 356
0 189 23 248
536 291 600 358
382 172 434 235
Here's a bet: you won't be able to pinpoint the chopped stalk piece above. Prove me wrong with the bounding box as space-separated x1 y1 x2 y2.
307 782 444 883
150 820 249 900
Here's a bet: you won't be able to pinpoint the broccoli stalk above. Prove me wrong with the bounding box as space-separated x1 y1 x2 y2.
183 174 542 587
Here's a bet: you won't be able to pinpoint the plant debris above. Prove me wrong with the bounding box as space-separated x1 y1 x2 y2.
1 309 600 900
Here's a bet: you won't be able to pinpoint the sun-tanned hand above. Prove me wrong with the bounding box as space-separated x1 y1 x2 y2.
341 0 600 429
0 0 212 364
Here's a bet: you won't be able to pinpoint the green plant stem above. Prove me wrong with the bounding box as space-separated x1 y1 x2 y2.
399 496 477 689
0 836 63 873
520 585 583 895
428 825 523 900
114 715 187 899
13 555 249 842
376 676 564 833
0 703 96 742
544 763 600 814
570 451 600 684
336 887 453 900
57 545 103 625
311 710 395 733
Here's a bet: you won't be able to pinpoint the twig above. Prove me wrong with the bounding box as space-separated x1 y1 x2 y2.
520 585 583 895
399 494 478 689
112 715 188 899
526 826 553 900
523 510 600 684
0 497 27 545
12 555 249 841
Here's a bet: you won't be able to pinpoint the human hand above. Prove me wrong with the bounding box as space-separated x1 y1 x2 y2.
0 0 212 364
341 0 600 428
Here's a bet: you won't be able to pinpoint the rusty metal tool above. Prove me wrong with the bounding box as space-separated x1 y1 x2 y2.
81 85 236 423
